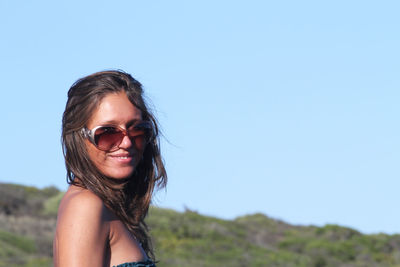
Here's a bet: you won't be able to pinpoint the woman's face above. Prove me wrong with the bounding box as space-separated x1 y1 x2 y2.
85 91 144 179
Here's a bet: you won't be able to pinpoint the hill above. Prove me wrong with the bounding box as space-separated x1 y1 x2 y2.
0 183 400 267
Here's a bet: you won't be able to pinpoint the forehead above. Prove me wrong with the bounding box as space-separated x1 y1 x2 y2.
87 92 142 127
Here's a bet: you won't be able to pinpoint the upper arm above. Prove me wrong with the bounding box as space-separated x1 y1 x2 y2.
54 191 110 267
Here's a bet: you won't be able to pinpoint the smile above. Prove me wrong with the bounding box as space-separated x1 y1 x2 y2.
109 154 134 162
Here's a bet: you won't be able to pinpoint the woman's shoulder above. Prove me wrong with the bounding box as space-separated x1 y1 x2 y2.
54 186 111 266
57 185 111 228
59 185 103 212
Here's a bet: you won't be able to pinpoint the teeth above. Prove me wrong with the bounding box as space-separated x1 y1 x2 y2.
117 156 129 159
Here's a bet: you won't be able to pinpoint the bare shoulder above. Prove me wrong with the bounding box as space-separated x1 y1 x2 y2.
58 185 105 219
56 185 111 239
54 185 110 267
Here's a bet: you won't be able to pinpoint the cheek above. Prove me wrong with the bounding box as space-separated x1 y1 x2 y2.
84 140 143 179
86 142 107 168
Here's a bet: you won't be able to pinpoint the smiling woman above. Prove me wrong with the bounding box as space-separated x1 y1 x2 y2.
83 93 149 179
53 70 167 267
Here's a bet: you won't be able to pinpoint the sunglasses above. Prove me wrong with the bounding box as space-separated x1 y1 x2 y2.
81 121 153 152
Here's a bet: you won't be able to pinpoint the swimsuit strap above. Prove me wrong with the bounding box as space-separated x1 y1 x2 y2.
113 260 156 267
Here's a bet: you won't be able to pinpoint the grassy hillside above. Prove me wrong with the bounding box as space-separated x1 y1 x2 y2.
1 183 400 267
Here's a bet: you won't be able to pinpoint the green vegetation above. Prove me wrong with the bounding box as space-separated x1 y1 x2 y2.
1 182 400 267
42 191 64 216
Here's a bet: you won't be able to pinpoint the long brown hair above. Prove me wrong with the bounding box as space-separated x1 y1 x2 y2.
61 70 167 259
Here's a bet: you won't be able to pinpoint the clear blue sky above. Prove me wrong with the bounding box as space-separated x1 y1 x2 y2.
1 1 399 234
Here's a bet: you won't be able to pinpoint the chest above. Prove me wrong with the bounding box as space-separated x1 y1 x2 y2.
106 219 147 267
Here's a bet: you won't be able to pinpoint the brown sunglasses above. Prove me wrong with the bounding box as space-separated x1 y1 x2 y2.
81 121 153 152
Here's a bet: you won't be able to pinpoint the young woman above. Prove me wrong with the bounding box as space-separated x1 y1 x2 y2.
53 70 167 267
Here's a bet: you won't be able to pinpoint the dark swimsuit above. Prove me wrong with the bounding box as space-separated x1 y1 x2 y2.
113 260 156 267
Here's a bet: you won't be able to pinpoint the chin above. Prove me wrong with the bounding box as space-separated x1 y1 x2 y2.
103 168 135 180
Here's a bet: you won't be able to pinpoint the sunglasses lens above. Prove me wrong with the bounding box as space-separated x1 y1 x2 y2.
94 127 124 151
91 122 152 151
128 122 152 150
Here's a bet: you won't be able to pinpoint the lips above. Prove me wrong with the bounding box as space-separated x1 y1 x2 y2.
109 152 133 157
108 153 134 163
113 156 130 159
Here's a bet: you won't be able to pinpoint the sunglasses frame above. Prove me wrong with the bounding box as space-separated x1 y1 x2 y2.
81 121 153 152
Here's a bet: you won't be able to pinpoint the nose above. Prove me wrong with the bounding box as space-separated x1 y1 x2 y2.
118 134 133 149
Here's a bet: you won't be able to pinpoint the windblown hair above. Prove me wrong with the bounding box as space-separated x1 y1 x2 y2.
61 70 167 260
